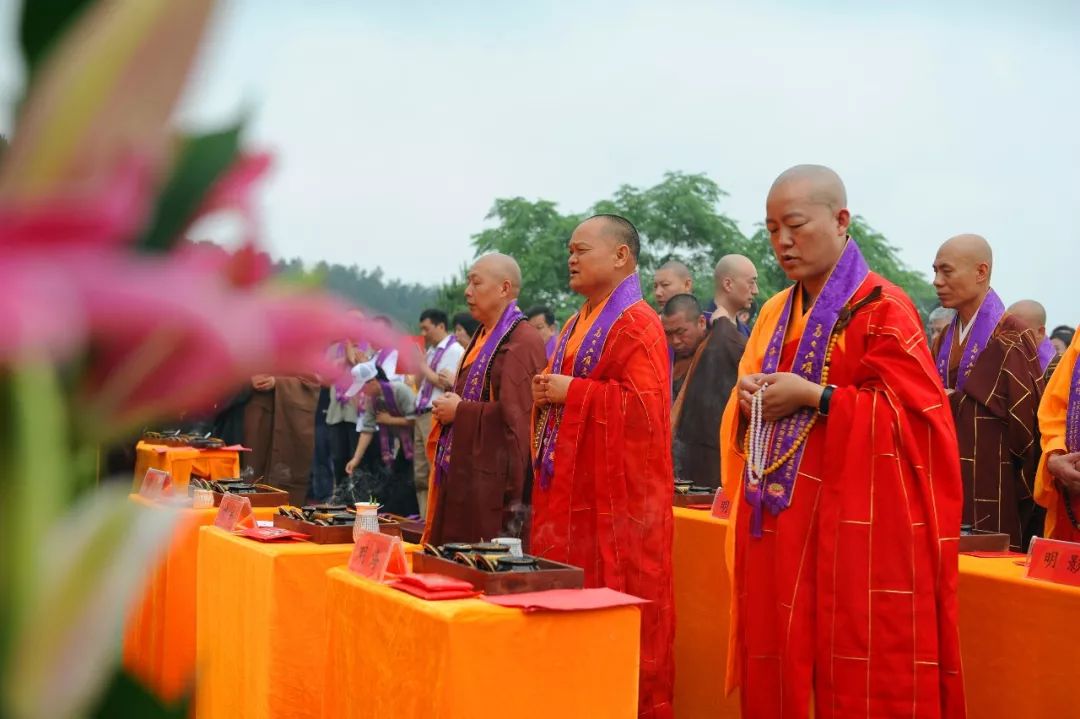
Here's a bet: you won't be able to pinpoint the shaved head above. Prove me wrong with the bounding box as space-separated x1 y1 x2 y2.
714 254 755 280
661 293 707 358
471 252 522 298
764 165 851 291
932 234 993 317
582 214 640 261
662 293 701 321
653 259 694 308
1008 299 1048 342
658 260 692 281
712 253 759 317
937 234 993 273
769 164 847 211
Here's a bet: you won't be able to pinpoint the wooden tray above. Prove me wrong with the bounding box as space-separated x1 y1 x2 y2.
673 491 716 508
209 485 289 508
958 533 1010 552
380 514 425 543
273 514 401 544
411 553 584 595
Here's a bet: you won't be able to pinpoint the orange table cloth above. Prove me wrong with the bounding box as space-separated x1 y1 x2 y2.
132 441 241 492
958 553 1080 718
122 495 278 702
672 506 1080 719
195 527 353 719
672 507 740 719
320 566 641 719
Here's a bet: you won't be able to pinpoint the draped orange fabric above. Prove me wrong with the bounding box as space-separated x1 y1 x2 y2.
719 275 965 718
531 300 675 719
558 293 612 369
1035 327 1080 541
462 328 487 368
122 496 277 702
132 441 241 491
320 567 641 719
195 527 353 719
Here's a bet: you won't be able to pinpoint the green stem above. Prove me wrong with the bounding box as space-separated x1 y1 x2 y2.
0 365 70 713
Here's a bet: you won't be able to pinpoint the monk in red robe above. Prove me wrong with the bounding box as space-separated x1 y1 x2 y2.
1035 326 1080 542
719 166 965 718
531 214 675 719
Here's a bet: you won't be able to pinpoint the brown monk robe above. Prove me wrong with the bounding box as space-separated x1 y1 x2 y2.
243 374 321 505
425 253 546 545
663 294 745 488
932 235 1044 549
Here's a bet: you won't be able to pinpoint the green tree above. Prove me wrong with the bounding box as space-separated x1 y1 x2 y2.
274 258 440 327
594 171 752 305
444 172 937 325
469 198 583 317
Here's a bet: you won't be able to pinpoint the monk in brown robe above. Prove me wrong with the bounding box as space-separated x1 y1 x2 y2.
243 374 321 505
424 253 546 545
663 293 745 488
931 234 1044 549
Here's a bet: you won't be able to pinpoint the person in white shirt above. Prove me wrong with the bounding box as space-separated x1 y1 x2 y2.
410 309 465 516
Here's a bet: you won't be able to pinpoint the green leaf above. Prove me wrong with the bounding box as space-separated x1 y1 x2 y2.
18 0 96 79
3 485 180 719
137 123 243 253
89 669 189 719
0 365 69 672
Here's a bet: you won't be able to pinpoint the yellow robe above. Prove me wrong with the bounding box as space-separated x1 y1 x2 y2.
1035 326 1080 538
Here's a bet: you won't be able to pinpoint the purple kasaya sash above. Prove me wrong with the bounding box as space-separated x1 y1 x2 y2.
746 240 869 538
1038 338 1056 375
434 302 524 485
935 289 1004 393
544 334 557 361
534 273 643 490
415 336 458 412
1067 352 1080 455
377 381 414 464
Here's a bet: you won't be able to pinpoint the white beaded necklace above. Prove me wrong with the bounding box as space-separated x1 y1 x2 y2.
747 384 771 486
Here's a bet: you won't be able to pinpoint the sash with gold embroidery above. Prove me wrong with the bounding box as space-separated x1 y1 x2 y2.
534 272 642 490
433 301 523 485
747 240 869 537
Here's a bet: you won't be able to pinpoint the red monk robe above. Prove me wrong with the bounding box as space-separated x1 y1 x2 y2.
720 276 965 718
531 301 675 719
1035 326 1080 542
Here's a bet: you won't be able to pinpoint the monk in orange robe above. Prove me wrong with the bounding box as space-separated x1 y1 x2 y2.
531 214 675 719
719 166 965 718
1035 326 1080 542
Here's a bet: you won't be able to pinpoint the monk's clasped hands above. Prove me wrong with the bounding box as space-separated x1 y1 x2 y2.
432 392 462 425
738 371 825 422
1047 451 1080 494
532 373 572 406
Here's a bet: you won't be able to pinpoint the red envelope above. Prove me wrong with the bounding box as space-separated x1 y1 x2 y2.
388 577 480 601
394 572 476 592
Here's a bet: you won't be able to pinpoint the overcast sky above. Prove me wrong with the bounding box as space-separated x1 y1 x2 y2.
2 0 1078 327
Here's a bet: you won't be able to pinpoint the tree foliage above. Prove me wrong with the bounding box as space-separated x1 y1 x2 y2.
446 172 936 322
273 258 439 326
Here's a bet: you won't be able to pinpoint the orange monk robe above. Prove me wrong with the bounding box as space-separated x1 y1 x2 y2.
719 276 965 719
531 300 675 719
1035 326 1080 542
